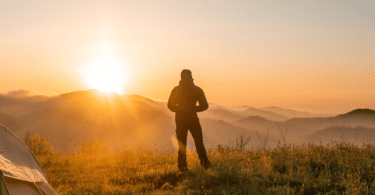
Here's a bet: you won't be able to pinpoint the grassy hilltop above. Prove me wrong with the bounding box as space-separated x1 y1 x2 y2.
3 92 374 194
32 137 375 195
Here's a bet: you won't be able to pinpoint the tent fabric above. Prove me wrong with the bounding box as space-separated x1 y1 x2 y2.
35 182 57 195
0 172 10 195
0 125 58 195
3 177 43 195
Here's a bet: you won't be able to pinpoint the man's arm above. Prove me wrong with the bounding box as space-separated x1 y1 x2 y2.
167 88 179 112
196 88 209 112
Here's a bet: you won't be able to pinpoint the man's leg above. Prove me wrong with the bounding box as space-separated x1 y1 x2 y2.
189 122 211 169
176 124 188 171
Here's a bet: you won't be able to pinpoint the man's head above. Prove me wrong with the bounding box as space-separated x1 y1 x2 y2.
181 69 193 79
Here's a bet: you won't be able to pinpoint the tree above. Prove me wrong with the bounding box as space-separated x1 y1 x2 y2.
24 132 54 155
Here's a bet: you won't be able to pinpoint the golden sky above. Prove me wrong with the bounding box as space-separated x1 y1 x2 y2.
1 0 374 113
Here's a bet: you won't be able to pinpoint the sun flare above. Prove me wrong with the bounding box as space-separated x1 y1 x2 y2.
81 56 128 94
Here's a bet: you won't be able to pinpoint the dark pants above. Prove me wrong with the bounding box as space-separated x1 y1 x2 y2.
176 120 210 171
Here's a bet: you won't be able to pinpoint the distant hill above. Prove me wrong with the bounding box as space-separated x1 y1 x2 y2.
199 108 244 122
235 116 272 124
0 111 22 131
227 105 253 111
232 110 375 144
244 107 288 121
200 106 289 122
201 106 339 125
2 90 375 151
307 126 375 145
233 116 307 144
0 93 50 117
201 118 279 148
338 109 375 118
200 118 248 148
233 116 280 136
0 90 268 151
261 106 334 118
1 90 175 152
283 116 375 135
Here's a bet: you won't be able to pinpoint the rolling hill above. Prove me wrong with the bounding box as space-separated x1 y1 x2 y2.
261 106 335 118
1 90 374 151
198 108 244 122
243 107 289 121
307 126 375 145
337 108 375 118
0 111 22 131
2 90 176 151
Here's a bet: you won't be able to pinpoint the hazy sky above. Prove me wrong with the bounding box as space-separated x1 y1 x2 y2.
1 0 374 113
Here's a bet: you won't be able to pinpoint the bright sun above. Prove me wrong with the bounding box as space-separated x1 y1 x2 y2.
81 56 128 94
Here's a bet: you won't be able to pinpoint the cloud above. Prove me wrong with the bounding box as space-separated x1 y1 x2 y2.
6 89 31 98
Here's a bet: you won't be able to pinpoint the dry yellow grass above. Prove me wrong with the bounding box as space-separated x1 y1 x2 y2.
34 140 375 194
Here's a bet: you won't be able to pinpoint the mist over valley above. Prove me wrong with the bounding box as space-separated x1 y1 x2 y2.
1 90 375 152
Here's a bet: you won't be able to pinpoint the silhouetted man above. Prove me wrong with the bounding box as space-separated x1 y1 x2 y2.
168 69 211 171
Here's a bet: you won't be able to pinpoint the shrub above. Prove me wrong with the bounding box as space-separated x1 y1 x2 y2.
74 138 108 156
24 133 55 155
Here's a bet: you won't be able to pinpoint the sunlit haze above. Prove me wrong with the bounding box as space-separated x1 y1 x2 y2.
1 0 374 113
80 54 128 94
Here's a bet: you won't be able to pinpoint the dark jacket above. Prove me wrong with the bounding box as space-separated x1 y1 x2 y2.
168 78 209 124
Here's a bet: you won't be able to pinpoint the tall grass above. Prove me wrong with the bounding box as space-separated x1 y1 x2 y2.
32 137 375 195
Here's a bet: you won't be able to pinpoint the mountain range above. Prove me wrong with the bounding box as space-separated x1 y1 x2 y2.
0 90 374 151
